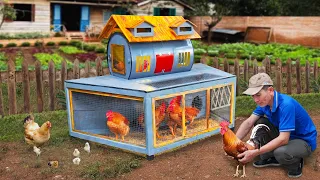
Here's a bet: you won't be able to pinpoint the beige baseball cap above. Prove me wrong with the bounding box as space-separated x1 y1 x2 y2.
243 73 273 95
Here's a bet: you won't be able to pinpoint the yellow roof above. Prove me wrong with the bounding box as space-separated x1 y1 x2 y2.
99 15 201 43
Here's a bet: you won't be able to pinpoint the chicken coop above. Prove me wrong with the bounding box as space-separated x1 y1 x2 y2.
65 15 236 159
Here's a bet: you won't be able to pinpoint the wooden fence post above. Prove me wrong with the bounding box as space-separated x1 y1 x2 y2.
223 58 229 73
84 60 90 78
265 57 271 75
253 59 258 75
22 60 31 113
275 58 282 92
0 72 4 117
314 61 318 80
73 59 80 79
296 60 301 94
305 61 310 93
286 59 292 94
61 60 67 90
7 60 16 115
213 57 219 69
35 61 43 113
244 59 249 83
49 60 56 111
96 58 103 76
234 59 240 95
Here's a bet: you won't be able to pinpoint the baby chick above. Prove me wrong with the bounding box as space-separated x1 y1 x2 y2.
73 148 80 157
73 157 81 165
84 142 90 153
33 146 41 156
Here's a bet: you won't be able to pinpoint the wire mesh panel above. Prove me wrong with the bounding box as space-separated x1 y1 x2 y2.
185 90 207 135
70 90 145 146
209 84 233 128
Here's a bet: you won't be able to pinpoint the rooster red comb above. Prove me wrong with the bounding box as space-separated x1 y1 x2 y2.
106 110 113 117
219 121 230 127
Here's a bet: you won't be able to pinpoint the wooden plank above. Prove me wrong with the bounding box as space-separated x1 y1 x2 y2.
305 61 310 93
35 61 44 113
314 61 318 80
244 59 249 83
84 60 90 78
0 72 4 117
61 60 67 90
49 60 55 111
96 58 103 76
275 58 282 92
253 59 258 75
7 60 17 115
206 89 210 129
223 58 229 73
73 59 80 79
234 59 240 95
296 60 301 94
286 59 292 94
213 57 219 69
22 60 31 113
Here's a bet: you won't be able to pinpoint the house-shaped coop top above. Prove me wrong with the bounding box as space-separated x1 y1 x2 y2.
98 15 201 79
65 15 236 159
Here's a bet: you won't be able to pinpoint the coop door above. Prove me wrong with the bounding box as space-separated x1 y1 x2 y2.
111 44 126 75
154 53 173 74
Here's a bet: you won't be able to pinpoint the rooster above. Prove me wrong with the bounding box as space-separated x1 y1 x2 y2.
167 96 200 137
106 110 130 141
24 115 52 147
137 102 166 138
114 60 125 72
220 121 255 178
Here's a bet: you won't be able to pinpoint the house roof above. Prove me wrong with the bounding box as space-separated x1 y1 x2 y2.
98 15 201 42
137 0 195 11
48 0 137 6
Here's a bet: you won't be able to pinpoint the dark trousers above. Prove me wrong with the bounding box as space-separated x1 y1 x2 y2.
254 117 312 171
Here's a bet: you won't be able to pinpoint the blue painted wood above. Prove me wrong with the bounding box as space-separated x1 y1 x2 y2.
53 4 61 32
65 87 73 133
80 6 90 32
144 97 154 156
133 22 154 37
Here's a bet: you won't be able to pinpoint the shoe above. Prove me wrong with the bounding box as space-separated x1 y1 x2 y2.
253 157 281 168
287 158 303 178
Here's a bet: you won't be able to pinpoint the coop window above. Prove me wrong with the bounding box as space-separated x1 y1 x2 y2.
180 27 192 32
136 55 151 73
154 54 174 74
178 52 191 67
13 4 35 22
111 44 125 75
137 28 151 33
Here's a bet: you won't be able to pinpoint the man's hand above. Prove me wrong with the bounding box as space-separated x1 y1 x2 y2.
238 149 259 164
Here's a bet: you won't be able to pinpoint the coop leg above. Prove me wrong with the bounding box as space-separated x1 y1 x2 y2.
241 165 247 178
146 155 154 161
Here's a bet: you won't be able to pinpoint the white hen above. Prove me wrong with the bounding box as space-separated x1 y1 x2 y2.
84 142 90 153
73 148 80 157
73 157 81 165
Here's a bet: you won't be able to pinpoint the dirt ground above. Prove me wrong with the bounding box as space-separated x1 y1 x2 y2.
1 113 319 180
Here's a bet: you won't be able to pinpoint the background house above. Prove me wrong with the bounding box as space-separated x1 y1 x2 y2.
0 0 194 36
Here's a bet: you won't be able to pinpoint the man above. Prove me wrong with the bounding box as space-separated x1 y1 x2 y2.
236 73 317 178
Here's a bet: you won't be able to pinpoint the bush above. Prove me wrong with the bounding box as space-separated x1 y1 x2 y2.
0 44 3 48
95 47 105 53
6 43 17 48
225 53 237 59
85 45 96 52
69 40 82 47
207 50 219 57
58 41 68 46
20 42 31 47
34 41 44 47
46 41 55 46
194 48 206 55
54 32 63 37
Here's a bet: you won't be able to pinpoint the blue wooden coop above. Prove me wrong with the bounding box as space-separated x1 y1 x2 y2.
65 15 236 159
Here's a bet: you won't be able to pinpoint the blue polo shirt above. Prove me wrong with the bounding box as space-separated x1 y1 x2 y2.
253 91 317 151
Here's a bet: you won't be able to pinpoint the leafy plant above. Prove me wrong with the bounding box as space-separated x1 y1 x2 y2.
75 52 98 62
31 47 54 55
34 41 44 47
56 90 66 108
6 43 17 48
0 44 3 48
59 46 85 54
46 41 55 46
95 47 105 53
58 41 68 46
311 75 320 93
20 42 31 47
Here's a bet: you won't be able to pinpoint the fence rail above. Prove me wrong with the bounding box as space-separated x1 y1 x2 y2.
0 57 319 116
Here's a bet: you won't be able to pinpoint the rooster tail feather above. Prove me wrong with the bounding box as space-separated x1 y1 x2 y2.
249 124 270 139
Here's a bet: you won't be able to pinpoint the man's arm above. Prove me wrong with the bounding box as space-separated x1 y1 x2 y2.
236 114 260 140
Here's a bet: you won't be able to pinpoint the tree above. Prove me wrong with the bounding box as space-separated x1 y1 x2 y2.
0 1 16 30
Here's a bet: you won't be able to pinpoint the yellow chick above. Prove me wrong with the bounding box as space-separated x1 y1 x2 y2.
33 146 41 156
73 157 81 165
84 142 90 153
73 148 80 157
